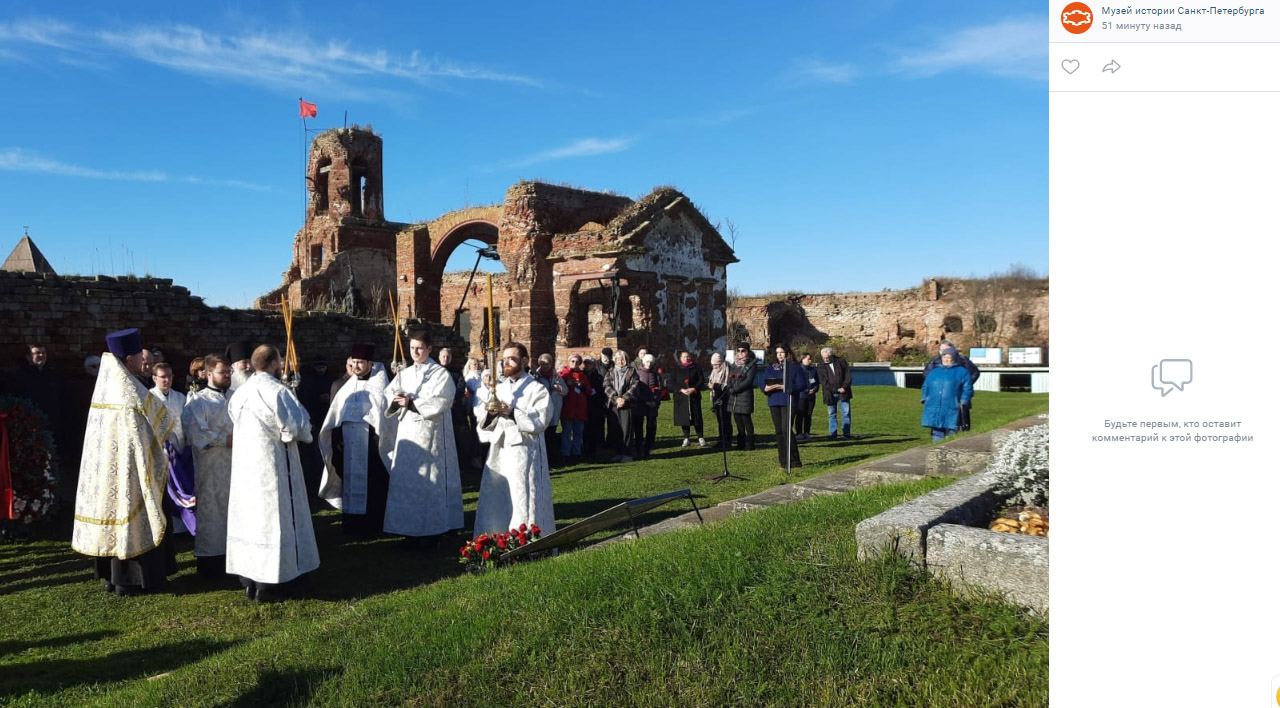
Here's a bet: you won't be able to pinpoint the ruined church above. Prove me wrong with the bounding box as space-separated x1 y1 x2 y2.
259 127 737 362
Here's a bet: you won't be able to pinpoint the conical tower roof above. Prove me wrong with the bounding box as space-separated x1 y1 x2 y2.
2 235 56 275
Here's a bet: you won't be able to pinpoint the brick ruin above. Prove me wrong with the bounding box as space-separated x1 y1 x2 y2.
258 127 739 363
0 270 463 380
728 277 1050 361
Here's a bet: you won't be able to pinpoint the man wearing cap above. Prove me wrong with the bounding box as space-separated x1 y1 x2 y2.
225 345 319 602
473 342 556 537
226 341 254 391
183 354 236 578
318 344 395 536
72 328 178 596
382 332 463 543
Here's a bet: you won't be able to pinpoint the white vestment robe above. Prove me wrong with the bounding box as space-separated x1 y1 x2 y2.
317 365 395 512
151 388 186 448
72 353 175 559
472 372 557 538
224 372 319 584
383 360 464 536
183 387 234 557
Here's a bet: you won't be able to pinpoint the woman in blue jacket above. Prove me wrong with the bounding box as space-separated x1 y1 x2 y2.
761 343 808 470
920 345 974 442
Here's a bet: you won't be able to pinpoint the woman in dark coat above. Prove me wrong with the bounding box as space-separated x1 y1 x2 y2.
634 354 662 460
726 343 757 451
921 344 974 442
760 343 807 470
602 350 644 462
670 350 707 448
583 357 606 458
794 352 819 441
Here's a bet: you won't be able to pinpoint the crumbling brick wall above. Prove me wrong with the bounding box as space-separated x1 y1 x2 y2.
499 183 632 358
0 271 464 379
728 279 1050 359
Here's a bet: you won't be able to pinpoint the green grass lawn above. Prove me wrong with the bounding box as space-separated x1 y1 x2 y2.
0 388 1048 707
547 387 1048 528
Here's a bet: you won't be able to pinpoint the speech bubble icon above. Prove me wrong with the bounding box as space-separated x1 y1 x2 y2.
1151 359 1193 396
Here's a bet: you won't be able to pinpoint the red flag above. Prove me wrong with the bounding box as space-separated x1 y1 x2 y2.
299 99 317 118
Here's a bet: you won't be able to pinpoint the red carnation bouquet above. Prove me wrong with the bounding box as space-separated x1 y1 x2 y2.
0 396 60 526
459 523 543 570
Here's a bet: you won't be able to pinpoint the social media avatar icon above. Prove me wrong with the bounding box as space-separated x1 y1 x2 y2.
1061 2 1093 34
1151 359 1192 397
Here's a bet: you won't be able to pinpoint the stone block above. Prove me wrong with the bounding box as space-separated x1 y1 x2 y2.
928 523 1048 614
731 484 829 513
854 473 1005 561
793 469 863 495
925 435 992 477
991 418 1049 451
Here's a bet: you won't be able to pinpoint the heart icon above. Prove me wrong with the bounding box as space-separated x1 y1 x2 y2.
1061 59 1080 74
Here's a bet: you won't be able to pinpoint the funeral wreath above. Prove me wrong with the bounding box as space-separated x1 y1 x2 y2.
0 396 60 526
459 523 543 570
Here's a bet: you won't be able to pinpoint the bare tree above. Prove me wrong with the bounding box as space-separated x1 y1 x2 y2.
954 264 1046 350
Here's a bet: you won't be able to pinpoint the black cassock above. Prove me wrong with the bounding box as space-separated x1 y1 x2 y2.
331 424 390 537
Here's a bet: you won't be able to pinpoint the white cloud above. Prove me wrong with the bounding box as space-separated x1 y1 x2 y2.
0 18 542 98
0 148 270 190
896 18 1046 80
790 59 859 85
507 137 636 168
0 18 76 49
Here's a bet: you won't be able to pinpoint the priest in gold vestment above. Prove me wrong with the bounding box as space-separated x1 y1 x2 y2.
72 328 177 596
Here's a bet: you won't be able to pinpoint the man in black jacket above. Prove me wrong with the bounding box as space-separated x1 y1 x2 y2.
815 346 852 440
726 343 758 450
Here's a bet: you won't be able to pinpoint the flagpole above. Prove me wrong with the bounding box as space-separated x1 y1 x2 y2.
300 98 307 226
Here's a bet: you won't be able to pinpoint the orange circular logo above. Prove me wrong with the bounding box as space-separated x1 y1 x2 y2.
1061 2 1093 34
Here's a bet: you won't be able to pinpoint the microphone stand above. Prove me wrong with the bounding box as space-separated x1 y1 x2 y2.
703 379 745 483
784 355 793 478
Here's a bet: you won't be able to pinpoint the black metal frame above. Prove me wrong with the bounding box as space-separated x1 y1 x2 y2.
452 245 501 332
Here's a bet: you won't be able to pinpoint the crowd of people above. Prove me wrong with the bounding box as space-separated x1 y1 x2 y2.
46 328 561 602
2 331 982 602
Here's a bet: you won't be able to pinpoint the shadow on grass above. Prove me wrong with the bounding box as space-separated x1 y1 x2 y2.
0 543 73 563
0 560 97 595
226 666 343 708
0 637 240 699
287 512 472 601
0 630 119 658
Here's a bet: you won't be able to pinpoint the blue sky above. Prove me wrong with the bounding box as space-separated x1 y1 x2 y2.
0 2 1047 308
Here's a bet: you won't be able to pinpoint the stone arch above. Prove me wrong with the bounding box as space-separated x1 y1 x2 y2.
764 302 824 346
423 218 501 324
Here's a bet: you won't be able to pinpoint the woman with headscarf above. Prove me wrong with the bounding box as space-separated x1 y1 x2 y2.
602 350 643 462
920 343 974 442
706 352 731 448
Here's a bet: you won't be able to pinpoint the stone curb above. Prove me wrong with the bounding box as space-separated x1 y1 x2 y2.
928 523 1049 614
852 474 1006 561
606 414 1047 544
